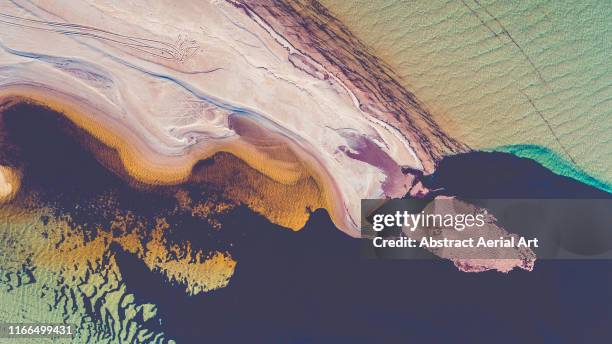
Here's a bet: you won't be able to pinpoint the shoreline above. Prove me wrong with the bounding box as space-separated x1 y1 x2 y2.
0 91 353 233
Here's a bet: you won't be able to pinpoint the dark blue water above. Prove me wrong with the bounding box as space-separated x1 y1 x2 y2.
424 151 610 198
4 104 610 343
116 152 611 343
116 208 612 343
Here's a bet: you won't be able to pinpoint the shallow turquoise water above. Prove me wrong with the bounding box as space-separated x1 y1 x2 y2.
491 144 612 193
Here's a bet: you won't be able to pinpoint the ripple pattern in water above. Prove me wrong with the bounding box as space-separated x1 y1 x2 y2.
320 0 612 185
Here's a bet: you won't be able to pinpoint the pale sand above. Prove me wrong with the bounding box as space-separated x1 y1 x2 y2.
0 0 446 235
0 165 19 203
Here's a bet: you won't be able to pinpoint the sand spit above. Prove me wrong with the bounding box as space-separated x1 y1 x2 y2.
0 0 464 235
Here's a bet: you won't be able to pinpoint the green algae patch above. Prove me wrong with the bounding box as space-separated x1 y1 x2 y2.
491 144 611 193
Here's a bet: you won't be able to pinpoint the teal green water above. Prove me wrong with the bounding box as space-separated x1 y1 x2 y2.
491 144 612 193
321 0 612 186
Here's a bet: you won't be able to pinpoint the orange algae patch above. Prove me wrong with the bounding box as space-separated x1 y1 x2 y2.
0 90 339 231
0 91 331 296
143 218 236 295
191 152 327 230
174 189 235 230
